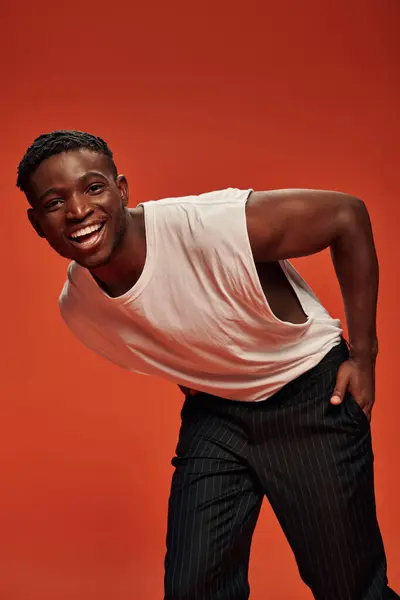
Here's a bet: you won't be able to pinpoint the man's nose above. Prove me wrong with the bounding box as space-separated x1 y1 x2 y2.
65 194 93 221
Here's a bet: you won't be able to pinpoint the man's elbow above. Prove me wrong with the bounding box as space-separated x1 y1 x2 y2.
334 195 373 245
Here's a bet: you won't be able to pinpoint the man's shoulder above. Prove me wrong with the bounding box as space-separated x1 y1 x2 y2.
143 188 253 238
61 261 86 291
58 262 88 314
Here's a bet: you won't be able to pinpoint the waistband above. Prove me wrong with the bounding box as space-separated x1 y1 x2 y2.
184 338 349 407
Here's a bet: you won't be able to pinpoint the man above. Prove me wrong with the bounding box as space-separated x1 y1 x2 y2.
17 130 398 600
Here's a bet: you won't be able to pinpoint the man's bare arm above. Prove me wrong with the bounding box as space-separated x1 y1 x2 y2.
246 189 379 359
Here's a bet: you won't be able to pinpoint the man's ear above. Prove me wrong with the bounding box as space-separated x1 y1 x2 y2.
116 175 129 207
27 208 45 238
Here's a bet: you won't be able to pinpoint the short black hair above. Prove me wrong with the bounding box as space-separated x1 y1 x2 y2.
16 130 118 193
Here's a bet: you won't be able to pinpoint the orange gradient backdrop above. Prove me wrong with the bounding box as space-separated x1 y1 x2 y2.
1 1 399 598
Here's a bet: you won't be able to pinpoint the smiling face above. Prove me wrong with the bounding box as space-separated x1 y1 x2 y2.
26 149 129 269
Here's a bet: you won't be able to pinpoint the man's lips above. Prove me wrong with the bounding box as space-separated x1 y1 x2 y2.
68 222 106 252
68 221 104 239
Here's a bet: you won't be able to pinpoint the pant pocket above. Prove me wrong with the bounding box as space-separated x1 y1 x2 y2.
344 391 370 429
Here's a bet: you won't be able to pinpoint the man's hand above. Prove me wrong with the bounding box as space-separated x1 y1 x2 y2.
330 358 376 421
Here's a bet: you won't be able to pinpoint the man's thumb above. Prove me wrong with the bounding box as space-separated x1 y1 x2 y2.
331 364 350 405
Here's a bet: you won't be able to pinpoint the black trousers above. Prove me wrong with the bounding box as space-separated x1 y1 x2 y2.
164 339 399 600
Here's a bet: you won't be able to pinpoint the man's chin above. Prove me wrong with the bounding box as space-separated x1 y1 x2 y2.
51 242 111 269
75 252 112 270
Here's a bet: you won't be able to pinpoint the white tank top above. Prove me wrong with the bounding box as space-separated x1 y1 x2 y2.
59 188 343 402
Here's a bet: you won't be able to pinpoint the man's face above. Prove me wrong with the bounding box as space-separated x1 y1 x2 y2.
26 149 129 269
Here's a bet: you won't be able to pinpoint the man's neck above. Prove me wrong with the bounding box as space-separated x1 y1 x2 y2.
90 207 146 298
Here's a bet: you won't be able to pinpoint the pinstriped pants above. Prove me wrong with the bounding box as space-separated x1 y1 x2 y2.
164 339 399 600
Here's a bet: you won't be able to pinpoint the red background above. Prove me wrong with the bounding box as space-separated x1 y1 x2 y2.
1 0 399 598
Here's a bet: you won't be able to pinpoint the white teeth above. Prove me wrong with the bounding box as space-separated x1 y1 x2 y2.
70 223 102 239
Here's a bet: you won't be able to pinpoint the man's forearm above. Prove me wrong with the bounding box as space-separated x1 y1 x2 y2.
330 198 379 361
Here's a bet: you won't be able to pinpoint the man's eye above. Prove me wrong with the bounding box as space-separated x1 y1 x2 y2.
45 199 62 210
88 184 104 193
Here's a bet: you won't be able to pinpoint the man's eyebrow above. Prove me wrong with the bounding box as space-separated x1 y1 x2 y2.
39 187 64 202
79 170 109 181
38 171 109 202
